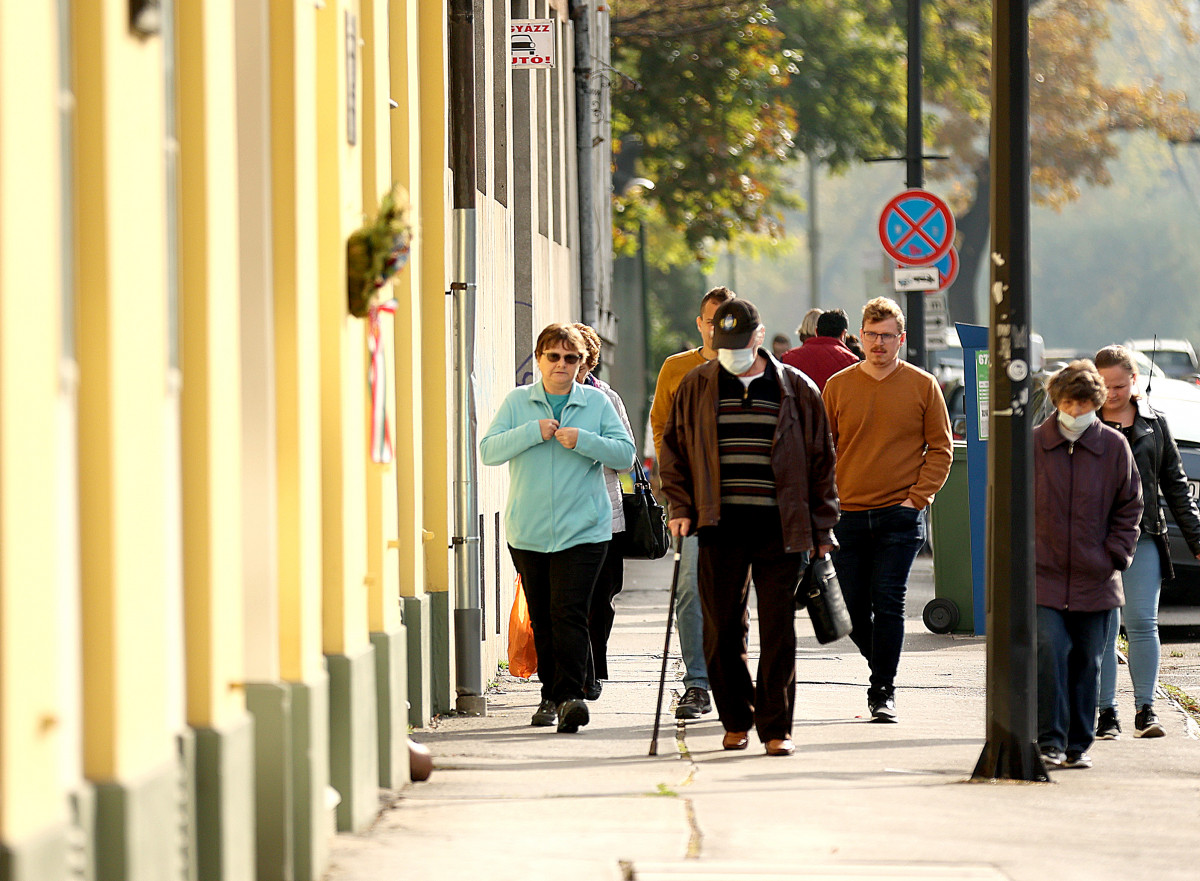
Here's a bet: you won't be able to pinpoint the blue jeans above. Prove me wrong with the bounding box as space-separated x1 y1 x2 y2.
1099 536 1162 709
1037 606 1108 754
675 534 709 690
832 505 926 691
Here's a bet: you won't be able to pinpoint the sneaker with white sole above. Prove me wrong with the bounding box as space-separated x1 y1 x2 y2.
1134 704 1165 738
1064 751 1093 769
674 686 712 720
867 687 897 722
1039 747 1065 768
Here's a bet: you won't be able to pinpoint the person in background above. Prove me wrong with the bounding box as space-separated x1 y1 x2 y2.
659 298 839 757
480 323 635 734
649 287 737 721
573 323 636 703
1033 359 1141 769
822 297 952 722
771 333 792 359
780 308 860 391
844 333 865 361
1093 345 1200 740
796 307 822 345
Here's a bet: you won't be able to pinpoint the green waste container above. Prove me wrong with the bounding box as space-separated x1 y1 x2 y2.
926 442 974 634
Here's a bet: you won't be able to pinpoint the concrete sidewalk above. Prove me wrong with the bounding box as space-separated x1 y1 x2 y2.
326 555 1200 881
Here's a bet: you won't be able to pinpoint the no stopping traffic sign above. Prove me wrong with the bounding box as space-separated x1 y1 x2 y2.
879 189 956 266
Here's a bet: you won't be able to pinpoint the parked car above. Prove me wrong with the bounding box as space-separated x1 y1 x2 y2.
1125 337 1199 381
1133 373 1200 602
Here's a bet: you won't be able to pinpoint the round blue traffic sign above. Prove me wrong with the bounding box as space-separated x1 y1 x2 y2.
878 189 956 266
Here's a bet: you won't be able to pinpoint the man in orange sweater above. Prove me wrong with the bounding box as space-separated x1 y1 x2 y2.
822 297 952 722
649 286 737 720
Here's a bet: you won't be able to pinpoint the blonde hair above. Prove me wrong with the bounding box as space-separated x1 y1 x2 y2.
796 307 822 340
862 297 905 334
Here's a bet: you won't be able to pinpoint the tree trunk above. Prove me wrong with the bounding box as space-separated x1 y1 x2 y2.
948 160 991 327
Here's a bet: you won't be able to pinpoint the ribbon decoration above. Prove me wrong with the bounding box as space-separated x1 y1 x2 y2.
367 300 398 463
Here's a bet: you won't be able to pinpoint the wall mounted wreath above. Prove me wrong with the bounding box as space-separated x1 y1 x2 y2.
346 184 414 318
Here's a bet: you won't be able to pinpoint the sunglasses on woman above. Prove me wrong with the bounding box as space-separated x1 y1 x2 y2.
543 352 583 365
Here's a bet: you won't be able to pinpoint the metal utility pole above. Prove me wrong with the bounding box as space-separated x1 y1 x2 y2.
971 0 1047 782
905 0 927 370
570 1 599 328
449 0 485 715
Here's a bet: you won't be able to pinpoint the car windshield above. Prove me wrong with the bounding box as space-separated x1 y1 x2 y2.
1146 351 1195 372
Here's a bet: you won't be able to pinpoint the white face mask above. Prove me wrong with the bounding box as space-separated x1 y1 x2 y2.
718 347 757 375
1057 408 1097 432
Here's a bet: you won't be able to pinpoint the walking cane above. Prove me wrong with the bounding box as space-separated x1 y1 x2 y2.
649 534 685 756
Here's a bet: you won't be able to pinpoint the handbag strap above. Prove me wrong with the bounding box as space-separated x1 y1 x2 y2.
631 456 650 489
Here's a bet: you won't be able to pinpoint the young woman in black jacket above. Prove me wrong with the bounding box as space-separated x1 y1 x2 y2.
1094 345 1200 739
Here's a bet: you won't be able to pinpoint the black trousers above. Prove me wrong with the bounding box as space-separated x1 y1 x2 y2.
698 510 805 742
587 535 626 683
509 542 608 703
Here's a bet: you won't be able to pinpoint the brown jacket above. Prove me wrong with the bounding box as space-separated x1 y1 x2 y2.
659 352 840 554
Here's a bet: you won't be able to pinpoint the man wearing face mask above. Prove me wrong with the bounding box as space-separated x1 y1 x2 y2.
659 299 840 757
1033 360 1141 770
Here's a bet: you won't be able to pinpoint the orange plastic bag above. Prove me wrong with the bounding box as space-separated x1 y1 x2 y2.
507 576 538 678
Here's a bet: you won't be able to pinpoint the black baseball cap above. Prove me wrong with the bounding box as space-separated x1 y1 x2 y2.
711 299 762 349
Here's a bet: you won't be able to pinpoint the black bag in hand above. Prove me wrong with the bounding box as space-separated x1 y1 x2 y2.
797 553 852 644
618 459 670 560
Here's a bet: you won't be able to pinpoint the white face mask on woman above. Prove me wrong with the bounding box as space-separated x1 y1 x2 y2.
717 347 757 375
1057 408 1097 433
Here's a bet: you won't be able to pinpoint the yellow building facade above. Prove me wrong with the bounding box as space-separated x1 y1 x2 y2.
0 0 605 879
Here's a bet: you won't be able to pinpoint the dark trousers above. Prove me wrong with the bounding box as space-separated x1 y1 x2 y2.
831 505 925 692
586 536 626 683
1037 605 1108 754
509 542 607 703
697 511 805 742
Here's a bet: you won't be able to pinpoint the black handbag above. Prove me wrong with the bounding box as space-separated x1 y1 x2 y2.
797 553 852 644
618 459 670 560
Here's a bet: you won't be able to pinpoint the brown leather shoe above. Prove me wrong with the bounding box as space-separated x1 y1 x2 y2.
721 730 749 751
765 738 795 756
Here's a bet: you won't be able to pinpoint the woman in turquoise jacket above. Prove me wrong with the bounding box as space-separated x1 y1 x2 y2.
481 323 635 734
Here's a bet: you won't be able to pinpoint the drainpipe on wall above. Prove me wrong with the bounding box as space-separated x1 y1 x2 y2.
570 0 598 328
449 0 485 715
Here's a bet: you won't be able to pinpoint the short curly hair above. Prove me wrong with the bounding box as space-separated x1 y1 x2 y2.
573 323 602 371
1046 359 1107 409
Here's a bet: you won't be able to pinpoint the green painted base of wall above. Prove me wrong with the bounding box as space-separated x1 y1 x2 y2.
94 759 186 881
244 683 293 881
402 595 431 728
327 645 380 832
370 627 410 787
430 590 452 715
194 714 255 881
0 819 69 881
288 674 329 881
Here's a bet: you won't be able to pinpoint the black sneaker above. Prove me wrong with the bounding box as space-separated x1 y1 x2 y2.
1064 751 1093 769
867 688 897 723
1096 707 1121 740
531 698 557 727
674 687 712 720
584 680 603 701
557 699 590 733
1134 704 1165 738
1039 747 1065 768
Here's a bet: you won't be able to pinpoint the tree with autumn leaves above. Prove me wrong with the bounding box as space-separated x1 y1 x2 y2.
609 0 1199 325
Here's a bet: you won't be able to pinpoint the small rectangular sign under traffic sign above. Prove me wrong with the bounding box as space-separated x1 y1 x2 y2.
894 266 941 292
511 19 555 68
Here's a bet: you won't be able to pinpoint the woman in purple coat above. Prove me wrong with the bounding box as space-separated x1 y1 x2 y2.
1034 360 1142 770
